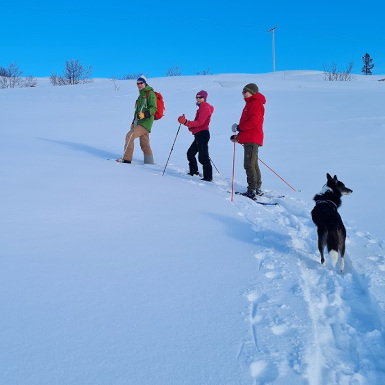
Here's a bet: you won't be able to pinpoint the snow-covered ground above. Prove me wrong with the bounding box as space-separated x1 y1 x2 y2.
1 72 385 385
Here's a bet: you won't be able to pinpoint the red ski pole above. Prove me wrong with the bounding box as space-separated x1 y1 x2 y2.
258 158 297 192
231 137 236 202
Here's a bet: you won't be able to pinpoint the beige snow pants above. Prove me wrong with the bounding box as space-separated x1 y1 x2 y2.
122 124 153 162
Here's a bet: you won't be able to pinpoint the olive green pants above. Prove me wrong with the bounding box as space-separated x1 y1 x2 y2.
243 143 261 190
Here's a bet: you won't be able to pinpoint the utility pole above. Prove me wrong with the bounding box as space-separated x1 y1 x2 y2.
267 25 278 71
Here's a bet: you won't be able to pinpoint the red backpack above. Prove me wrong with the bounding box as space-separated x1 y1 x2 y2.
145 90 165 120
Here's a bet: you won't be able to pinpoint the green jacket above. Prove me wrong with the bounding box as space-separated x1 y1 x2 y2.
134 85 157 132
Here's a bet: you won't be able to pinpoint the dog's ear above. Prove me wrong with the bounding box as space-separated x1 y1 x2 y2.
334 175 338 182
327 173 332 181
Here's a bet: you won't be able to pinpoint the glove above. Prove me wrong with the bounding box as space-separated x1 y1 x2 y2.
137 111 151 120
230 135 238 143
178 114 188 125
231 123 239 132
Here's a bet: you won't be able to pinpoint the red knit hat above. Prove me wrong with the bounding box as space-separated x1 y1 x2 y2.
196 90 208 101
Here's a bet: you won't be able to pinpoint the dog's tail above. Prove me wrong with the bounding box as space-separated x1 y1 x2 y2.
327 231 339 267
329 249 338 267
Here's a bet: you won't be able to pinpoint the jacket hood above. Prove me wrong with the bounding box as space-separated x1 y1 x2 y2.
245 92 266 104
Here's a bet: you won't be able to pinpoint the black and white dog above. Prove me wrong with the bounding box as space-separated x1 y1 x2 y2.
311 173 353 273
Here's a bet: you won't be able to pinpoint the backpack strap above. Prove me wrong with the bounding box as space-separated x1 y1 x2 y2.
142 90 153 109
141 90 151 108
143 90 153 98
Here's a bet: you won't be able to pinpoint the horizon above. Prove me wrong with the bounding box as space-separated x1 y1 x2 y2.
5 69 385 86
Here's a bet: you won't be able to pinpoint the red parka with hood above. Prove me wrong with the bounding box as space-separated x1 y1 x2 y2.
238 93 266 145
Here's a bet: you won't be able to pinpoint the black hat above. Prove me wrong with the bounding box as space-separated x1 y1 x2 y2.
243 83 259 95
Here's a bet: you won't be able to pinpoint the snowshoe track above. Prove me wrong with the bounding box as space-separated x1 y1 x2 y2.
213 174 385 384
162 165 385 384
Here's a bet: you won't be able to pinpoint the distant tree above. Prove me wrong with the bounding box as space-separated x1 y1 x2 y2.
50 59 93 86
196 68 213 75
0 62 37 89
361 52 374 75
323 61 356 81
120 73 146 80
165 65 182 77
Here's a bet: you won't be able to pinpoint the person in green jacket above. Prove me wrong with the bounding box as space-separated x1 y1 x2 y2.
117 75 157 164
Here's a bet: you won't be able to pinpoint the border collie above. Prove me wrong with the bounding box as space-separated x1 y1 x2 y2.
311 173 353 273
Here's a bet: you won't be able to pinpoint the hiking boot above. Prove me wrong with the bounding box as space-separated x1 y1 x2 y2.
201 177 212 182
255 188 263 196
188 171 200 176
116 158 131 164
243 189 256 199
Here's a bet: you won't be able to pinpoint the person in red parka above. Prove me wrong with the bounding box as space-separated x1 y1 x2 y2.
178 90 214 181
231 83 266 199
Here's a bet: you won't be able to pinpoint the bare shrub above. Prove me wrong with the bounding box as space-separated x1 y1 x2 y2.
196 68 213 75
110 72 150 89
323 61 356 81
24 75 37 87
120 73 145 80
165 65 182 77
323 63 338 81
110 74 120 91
339 61 356 81
50 59 93 86
0 62 37 88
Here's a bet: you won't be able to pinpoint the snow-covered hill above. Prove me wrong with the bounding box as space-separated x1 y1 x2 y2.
1 72 385 384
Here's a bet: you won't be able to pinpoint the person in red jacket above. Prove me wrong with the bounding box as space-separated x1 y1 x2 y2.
178 90 214 181
231 83 266 199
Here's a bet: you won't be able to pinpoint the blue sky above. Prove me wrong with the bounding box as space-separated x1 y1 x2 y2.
2 0 385 78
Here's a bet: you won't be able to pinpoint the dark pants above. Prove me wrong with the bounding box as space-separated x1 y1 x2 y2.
187 130 212 180
243 143 261 190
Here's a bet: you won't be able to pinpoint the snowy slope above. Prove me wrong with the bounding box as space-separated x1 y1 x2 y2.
1 72 385 385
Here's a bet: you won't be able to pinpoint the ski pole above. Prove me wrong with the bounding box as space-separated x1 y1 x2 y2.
122 98 146 159
231 136 236 202
123 119 136 156
258 157 297 192
162 124 182 176
209 157 221 175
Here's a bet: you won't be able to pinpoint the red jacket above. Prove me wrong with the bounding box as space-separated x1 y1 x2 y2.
186 102 214 135
238 93 266 145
